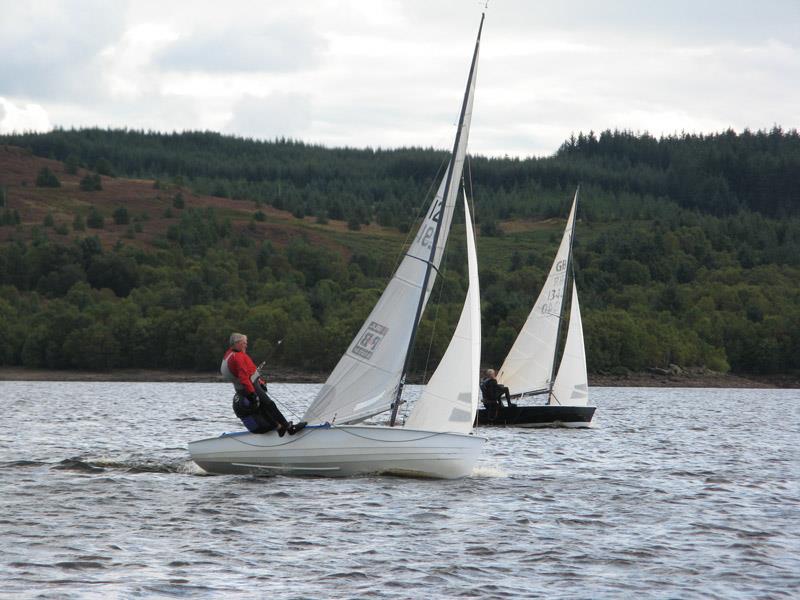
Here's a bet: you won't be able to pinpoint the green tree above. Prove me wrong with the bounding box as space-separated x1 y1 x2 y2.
36 167 61 188
64 154 79 174
86 208 104 229
86 254 139 297
63 323 121 369
113 207 129 225
94 158 115 177
80 174 102 191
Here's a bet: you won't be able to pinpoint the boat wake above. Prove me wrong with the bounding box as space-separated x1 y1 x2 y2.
0 459 47 469
46 456 207 475
472 465 509 478
51 458 106 473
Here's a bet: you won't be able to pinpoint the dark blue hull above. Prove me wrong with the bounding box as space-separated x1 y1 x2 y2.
476 405 596 428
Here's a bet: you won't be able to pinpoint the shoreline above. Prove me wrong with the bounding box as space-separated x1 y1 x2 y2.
0 367 796 388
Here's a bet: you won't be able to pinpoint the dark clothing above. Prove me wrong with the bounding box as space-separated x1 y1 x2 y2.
232 382 290 434
232 393 273 434
480 376 514 421
482 377 513 407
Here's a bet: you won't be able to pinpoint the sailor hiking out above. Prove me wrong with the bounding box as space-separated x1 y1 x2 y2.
221 332 306 436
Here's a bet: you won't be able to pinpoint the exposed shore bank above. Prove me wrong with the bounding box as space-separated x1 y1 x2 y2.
0 367 796 388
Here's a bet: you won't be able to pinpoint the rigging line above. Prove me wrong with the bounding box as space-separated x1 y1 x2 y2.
406 172 472 424
255 359 303 421
400 199 456 424
265 389 303 421
418 208 452 390
465 156 478 246
336 427 448 443
386 153 450 279
391 12 484 427
228 425 451 445
570 184 581 284
547 187 579 394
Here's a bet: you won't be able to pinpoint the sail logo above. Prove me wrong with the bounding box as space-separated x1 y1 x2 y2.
352 322 389 360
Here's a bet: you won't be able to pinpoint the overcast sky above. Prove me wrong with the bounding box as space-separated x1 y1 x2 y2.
1 0 798 157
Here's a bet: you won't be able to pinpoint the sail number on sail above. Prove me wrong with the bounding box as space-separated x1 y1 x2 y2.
414 197 444 249
352 321 389 360
539 259 569 317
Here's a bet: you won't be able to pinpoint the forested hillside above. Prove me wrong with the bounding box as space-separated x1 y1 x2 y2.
0 127 798 379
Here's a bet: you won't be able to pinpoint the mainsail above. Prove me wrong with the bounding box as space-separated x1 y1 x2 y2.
303 15 484 426
497 189 578 396
550 282 589 406
405 192 481 434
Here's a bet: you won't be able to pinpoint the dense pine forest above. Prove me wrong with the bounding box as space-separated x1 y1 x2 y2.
0 127 798 379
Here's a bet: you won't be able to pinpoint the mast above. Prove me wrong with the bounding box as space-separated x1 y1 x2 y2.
547 186 579 405
389 13 485 427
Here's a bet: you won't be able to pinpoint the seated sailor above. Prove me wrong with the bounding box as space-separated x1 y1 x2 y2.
221 332 306 436
480 368 515 419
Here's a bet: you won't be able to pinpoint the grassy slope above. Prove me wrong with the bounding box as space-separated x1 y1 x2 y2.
0 144 565 264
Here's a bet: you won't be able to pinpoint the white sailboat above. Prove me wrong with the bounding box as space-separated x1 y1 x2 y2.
477 187 596 428
189 14 487 478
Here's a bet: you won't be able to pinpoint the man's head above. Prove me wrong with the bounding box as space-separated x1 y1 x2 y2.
486 369 496 378
230 332 248 351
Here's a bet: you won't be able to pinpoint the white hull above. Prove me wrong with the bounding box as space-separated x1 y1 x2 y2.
189 425 485 479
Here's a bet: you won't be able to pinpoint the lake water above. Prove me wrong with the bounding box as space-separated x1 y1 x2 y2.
1 383 799 599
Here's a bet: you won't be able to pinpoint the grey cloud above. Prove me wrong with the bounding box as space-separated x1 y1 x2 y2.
479 0 800 45
0 1 128 100
224 93 312 140
156 20 327 73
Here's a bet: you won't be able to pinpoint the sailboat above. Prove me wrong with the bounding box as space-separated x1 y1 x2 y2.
476 188 596 428
189 14 487 478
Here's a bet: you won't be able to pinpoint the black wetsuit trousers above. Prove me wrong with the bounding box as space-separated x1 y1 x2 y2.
253 382 290 428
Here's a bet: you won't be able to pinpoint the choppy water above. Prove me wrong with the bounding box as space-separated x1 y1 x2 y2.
1 382 799 599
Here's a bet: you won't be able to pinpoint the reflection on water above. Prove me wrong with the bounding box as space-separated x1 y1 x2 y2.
1 382 799 598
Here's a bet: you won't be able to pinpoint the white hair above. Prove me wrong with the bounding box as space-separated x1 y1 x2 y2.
229 332 247 346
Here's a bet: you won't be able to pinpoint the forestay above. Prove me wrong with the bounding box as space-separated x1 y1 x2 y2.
404 193 481 434
303 29 481 426
497 191 578 395
550 283 589 406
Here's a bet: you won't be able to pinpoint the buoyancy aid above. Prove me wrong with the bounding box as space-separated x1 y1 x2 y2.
221 348 259 395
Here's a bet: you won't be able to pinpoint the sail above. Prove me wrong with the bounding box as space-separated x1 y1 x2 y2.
550 283 589 406
497 190 578 395
405 193 481 434
303 17 483 426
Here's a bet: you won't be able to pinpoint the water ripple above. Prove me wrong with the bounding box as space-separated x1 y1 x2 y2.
1 383 799 599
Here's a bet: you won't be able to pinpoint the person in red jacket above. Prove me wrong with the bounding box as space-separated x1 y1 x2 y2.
221 332 306 436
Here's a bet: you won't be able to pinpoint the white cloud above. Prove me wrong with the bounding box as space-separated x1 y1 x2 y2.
99 24 180 99
0 1 797 156
0 98 52 134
